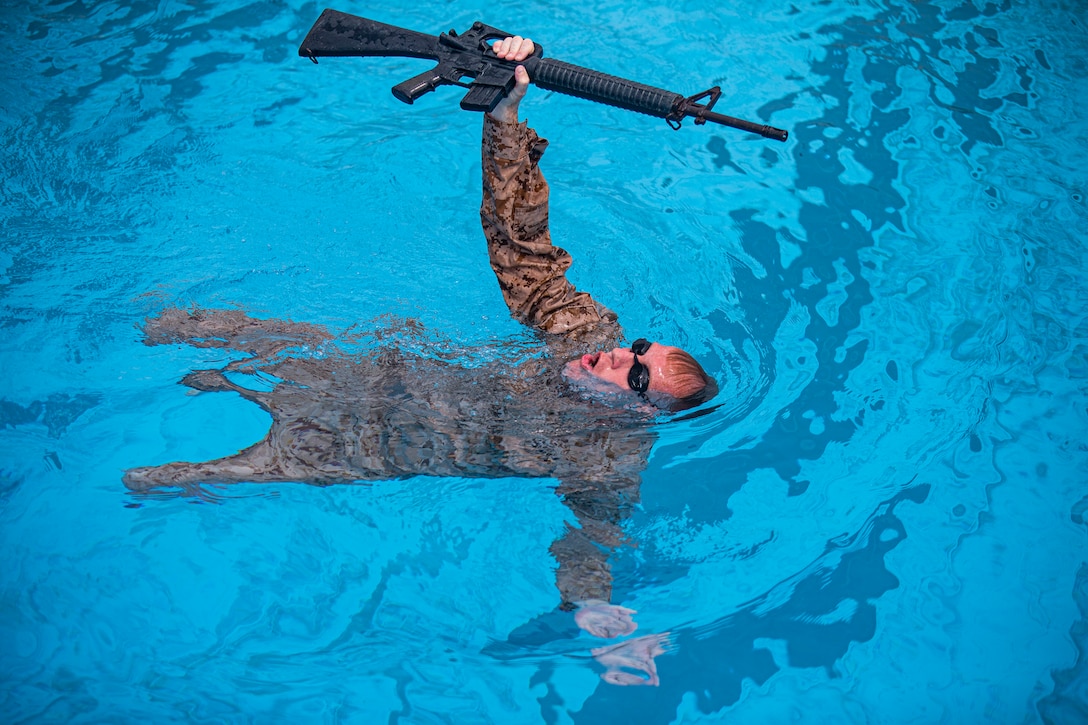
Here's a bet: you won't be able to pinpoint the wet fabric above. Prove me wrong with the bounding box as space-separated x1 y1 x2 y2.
480 115 620 345
123 118 656 606
124 310 651 488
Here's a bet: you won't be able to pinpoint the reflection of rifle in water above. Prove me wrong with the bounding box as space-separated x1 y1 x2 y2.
298 9 788 142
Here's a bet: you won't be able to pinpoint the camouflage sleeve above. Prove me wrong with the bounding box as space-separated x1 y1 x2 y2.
480 115 620 339
141 308 333 358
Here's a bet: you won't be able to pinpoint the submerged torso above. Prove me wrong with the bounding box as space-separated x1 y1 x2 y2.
248 347 657 485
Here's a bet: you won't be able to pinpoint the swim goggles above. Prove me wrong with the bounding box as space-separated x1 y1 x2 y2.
627 338 652 394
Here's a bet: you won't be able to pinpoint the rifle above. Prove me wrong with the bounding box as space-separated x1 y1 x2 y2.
298 9 788 142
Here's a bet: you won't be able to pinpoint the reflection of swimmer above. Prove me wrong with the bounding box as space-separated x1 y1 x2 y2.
592 633 670 687
125 36 715 683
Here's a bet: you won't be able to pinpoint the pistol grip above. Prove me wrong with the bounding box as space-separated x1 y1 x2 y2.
392 68 446 104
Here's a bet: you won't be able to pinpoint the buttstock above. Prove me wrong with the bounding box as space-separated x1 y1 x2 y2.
299 8 439 60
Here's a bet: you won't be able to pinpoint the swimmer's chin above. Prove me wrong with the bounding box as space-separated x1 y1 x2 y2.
562 359 639 406
563 358 586 380
562 359 662 416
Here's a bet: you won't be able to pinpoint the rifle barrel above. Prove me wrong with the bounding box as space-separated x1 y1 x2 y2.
689 107 789 142
530 58 787 141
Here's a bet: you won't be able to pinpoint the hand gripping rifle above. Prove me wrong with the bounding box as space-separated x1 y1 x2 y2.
298 9 788 142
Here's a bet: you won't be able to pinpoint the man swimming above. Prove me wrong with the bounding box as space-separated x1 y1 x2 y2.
124 35 716 685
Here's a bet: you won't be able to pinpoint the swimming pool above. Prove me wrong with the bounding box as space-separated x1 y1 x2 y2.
1 0 1086 721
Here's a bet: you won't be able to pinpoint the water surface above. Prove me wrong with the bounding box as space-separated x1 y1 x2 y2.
1 0 1086 722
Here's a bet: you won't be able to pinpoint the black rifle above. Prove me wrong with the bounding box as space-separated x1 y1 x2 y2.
298 9 788 142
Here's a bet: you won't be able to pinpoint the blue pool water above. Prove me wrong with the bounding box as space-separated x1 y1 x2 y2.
2 0 1087 721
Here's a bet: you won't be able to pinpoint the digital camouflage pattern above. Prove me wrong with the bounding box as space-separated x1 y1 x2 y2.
123 117 656 607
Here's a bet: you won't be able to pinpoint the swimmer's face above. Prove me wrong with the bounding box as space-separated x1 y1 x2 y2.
563 341 678 397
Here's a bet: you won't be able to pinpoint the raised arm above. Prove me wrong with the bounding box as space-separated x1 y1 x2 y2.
480 37 620 341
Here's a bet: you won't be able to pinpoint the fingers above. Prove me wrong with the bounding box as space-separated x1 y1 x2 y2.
590 634 668 686
492 36 535 62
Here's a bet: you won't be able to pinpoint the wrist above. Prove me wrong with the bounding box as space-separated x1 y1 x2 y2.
487 104 519 124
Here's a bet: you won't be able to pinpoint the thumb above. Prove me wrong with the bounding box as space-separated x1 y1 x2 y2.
504 65 529 104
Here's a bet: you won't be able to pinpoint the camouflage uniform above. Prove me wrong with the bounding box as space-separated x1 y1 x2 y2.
480 115 619 342
124 117 649 607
